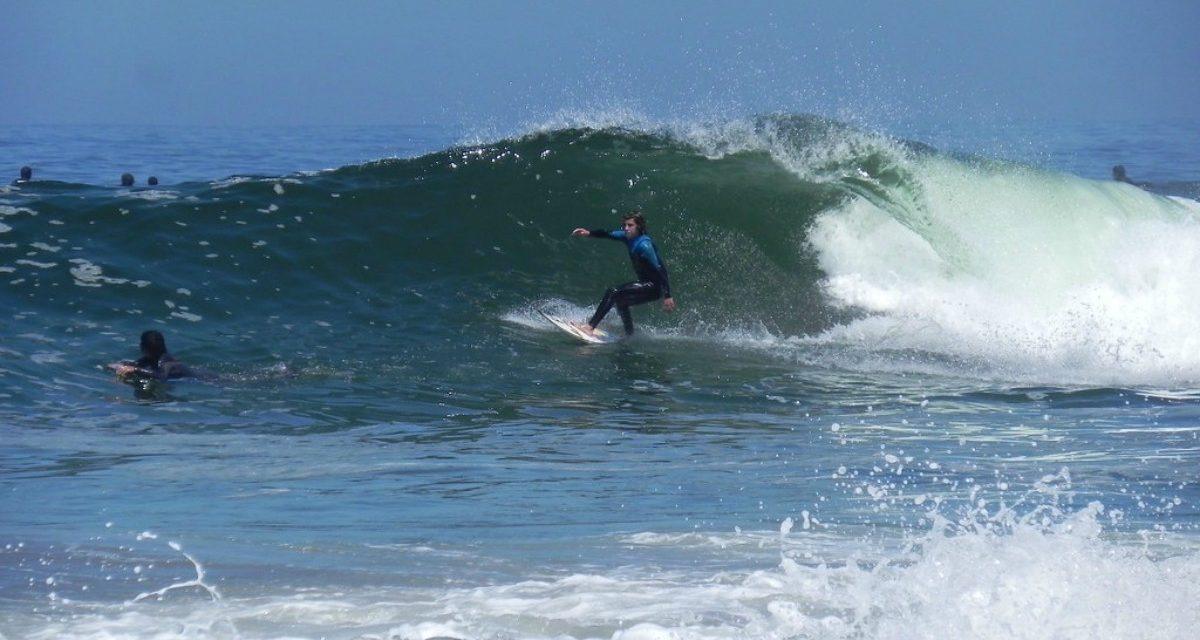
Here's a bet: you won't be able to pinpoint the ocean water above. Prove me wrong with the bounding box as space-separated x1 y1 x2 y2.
2 114 1200 640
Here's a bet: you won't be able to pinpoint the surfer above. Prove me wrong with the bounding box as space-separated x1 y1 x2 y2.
120 173 135 187
108 330 197 381
13 166 32 185
570 211 675 337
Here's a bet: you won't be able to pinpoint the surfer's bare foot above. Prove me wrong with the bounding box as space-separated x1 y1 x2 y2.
573 322 597 336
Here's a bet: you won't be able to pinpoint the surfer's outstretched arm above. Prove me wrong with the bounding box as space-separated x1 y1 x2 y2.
572 228 625 240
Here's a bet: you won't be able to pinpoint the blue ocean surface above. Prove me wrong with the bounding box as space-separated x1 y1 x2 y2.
2 114 1200 639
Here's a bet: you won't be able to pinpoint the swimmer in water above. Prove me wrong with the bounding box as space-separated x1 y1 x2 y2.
1112 165 1149 188
108 330 196 381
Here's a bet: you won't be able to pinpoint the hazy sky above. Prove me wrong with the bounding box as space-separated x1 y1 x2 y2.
4 1 1198 129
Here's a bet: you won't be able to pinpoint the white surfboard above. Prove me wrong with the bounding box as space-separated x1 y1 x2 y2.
538 309 620 344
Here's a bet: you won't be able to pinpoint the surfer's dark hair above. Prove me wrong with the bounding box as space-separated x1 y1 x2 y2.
623 211 647 234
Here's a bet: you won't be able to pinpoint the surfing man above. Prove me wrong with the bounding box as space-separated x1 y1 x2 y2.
108 330 197 381
571 211 675 337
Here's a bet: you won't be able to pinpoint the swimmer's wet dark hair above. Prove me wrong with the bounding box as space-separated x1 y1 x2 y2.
140 330 167 359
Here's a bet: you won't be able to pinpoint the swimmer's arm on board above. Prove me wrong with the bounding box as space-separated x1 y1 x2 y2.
107 361 159 379
107 360 197 381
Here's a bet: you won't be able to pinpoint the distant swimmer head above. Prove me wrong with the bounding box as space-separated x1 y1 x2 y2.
1112 165 1128 181
148 176 158 186
622 210 647 237
139 330 167 361
121 173 135 187
19 166 32 181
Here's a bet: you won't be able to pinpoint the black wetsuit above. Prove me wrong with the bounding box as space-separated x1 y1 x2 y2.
587 229 672 335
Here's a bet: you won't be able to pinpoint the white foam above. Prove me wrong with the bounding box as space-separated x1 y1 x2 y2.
807 155 1200 386
125 189 178 201
0 204 38 217
68 258 134 288
16 502 1198 640
15 258 57 269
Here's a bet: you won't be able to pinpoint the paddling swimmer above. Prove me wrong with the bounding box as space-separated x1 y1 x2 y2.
570 211 675 337
13 166 32 185
108 330 196 381
1112 165 1148 188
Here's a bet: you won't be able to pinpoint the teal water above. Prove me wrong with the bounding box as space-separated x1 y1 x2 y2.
2 115 1200 639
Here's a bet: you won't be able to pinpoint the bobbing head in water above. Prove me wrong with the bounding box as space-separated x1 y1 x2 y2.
139 330 167 364
108 329 197 381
